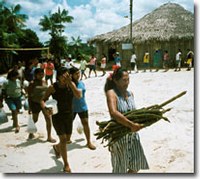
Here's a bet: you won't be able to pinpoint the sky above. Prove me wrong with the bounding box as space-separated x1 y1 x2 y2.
4 0 195 44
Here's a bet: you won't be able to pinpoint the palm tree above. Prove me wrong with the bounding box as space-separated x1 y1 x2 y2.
39 7 74 59
0 3 28 71
5 4 28 33
69 36 82 58
39 7 73 37
39 13 55 36
52 7 74 36
0 3 28 47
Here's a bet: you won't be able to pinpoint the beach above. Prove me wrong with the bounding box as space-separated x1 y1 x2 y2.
0 68 194 175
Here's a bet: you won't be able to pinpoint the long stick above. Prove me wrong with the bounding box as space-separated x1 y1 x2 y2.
158 91 187 108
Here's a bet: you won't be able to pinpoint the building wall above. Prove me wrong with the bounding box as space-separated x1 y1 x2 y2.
94 39 194 70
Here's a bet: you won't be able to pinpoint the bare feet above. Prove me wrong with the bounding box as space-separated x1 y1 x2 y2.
87 143 96 150
47 138 56 143
66 140 72 144
15 126 20 133
63 165 71 173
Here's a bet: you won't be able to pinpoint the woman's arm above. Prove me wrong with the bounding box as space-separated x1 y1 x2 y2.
64 73 82 99
106 90 142 132
68 81 82 99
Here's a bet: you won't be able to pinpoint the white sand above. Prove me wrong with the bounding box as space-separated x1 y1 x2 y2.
0 68 194 175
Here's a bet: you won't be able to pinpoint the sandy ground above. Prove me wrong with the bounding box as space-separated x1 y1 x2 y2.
0 67 195 176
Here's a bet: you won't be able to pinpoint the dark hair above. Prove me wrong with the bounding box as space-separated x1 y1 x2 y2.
7 69 19 80
69 66 79 75
104 68 128 92
34 68 44 77
69 66 79 84
56 67 68 80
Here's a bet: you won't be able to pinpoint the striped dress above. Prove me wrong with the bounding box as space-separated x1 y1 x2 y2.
110 89 149 173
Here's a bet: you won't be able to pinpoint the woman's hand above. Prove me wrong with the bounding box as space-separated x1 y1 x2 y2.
63 72 72 85
130 122 144 132
41 107 52 118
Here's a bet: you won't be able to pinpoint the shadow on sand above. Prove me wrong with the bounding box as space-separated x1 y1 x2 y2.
0 124 27 133
16 138 46 148
37 156 64 173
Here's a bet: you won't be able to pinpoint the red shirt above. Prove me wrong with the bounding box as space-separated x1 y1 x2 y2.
42 62 54 76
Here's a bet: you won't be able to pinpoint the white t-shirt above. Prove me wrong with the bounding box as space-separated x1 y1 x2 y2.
65 61 74 69
130 54 137 63
176 52 182 61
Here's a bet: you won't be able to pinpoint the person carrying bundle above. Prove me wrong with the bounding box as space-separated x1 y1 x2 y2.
104 67 149 173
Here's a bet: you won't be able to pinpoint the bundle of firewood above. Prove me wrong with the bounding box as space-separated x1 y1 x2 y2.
94 91 186 147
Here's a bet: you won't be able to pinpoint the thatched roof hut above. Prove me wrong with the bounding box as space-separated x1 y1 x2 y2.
88 2 194 69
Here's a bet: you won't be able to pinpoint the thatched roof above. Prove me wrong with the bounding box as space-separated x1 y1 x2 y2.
88 3 194 44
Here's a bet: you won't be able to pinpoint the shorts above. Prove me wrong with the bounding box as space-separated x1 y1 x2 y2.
81 70 86 74
5 96 22 111
29 101 42 114
52 112 73 135
89 65 96 71
45 74 53 81
73 110 88 120
163 60 169 67
130 62 136 69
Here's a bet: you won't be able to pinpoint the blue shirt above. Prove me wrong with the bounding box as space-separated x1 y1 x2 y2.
114 56 121 64
72 81 88 112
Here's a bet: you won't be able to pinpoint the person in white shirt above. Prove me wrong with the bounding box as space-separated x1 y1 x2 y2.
100 54 107 76
65 57 74 69
79 56 88 80
129 52 138 73
174 49 182 71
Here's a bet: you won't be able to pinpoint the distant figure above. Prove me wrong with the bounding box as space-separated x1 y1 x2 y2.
65 56 74 69
42 59 55 85
0 76 6 108
174 49 182 71
129 51 138 73
17 61 25 84
114 52 121 67
163 50 170 72
153 50 161 72
79 56 88 80
143 51 151 72
24 61 35 82
100 54 107 76
185 49 194 71
88 54 97 78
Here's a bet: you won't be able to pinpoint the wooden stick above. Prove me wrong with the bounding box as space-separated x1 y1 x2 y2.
158 91 187 108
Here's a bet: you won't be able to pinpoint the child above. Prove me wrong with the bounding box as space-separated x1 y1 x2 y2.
27 68 56 142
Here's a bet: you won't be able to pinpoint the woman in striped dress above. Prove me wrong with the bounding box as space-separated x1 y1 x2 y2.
104 67 149 173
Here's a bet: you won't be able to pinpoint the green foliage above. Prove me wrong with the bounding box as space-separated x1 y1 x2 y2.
17 29 43 61
39 7 74 59
68 42 96 61
0 3 28 48
0 2 43 73
49 35 68 59
39 7 73 37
